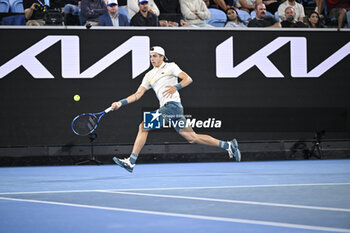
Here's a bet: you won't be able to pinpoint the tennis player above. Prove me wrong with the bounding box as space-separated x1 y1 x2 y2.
110 46 241 172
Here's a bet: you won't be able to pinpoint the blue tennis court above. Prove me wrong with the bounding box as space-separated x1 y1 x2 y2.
1 159 350 233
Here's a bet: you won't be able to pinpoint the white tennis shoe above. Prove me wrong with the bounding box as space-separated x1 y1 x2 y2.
227 139 241 162
113 157 135 173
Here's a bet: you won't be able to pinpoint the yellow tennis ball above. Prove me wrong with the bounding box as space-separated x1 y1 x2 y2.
74 94 80 102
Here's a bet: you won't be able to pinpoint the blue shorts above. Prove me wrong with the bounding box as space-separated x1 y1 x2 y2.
158 102 187 132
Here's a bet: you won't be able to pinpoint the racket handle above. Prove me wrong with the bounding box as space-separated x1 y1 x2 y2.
105 107 113 113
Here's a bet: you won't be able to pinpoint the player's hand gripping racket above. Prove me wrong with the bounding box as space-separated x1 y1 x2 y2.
71 107 113 136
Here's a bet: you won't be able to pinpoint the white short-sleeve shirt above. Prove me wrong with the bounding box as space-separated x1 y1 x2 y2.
141 62 183 107
278 1 305 21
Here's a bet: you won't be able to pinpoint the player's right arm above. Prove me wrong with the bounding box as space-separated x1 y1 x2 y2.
111 86 147 111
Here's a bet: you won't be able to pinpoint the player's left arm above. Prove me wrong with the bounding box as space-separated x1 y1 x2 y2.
163 72 193 98
177 71 193 89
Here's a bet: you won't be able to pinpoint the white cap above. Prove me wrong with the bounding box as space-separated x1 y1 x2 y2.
150 46 168 60
107 0 118 6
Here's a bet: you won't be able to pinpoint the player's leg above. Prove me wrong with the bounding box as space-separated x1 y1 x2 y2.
178 127 220 146
178 126 241 161
113 122 151 172
130 122 151 163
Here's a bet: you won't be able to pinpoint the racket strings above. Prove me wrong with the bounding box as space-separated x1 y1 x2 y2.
72 114 98 135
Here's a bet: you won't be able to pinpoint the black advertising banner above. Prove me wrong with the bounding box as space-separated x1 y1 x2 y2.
0 28 349 147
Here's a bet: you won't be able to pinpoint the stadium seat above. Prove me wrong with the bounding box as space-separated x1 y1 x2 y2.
274 11 280 22
10 0 23 13
118 7 130 23
236 9 251 25
0 0 10 13
205 8 227 27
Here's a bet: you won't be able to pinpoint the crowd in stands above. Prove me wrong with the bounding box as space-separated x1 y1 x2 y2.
0 0 349 28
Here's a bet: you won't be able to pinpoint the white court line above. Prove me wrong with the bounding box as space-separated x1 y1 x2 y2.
0 182 350 195
1 196 350 233
103 182 350 192
101 190 350 212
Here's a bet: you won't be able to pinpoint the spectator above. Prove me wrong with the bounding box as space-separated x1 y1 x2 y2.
281 6 307 27
127 0 159 18
24 0 78 26
248 3 281 27
154 0 188 27
62 0 82 25
325 0 349 28
278 0 305 22
314 0 324 16
81 0 107 25
48 0 81 25
307 11 324 28
98 0 129 26
236 0 262 13
179 0 212 27
225 7 247 27
209 0 236 12
130 0 160 26
23 0 47 25
262 0 280 15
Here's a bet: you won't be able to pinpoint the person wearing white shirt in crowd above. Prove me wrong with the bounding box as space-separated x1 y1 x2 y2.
277 0 305 22
179 0 212 27
127 0 159 18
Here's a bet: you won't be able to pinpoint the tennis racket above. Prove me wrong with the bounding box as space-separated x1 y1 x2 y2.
71 107 113 136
